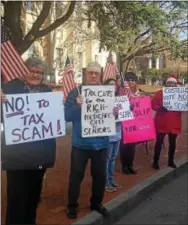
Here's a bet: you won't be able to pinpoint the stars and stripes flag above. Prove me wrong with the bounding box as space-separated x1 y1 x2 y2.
119 72 131 97
1 24 29 82
103 52 117 82
61 56 76 99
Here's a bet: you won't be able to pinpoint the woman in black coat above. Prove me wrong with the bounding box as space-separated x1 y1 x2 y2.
1 57 56 225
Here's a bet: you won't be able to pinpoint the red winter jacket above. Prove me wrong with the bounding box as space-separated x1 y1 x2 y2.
151 90 181 134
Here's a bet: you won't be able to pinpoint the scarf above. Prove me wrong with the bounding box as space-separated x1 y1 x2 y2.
24 83 44 93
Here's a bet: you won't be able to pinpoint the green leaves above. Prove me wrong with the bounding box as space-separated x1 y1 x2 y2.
87 1 187 62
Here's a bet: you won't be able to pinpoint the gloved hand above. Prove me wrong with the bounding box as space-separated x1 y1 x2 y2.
158 107 168 112
1 90 7 103
113 107 119 120
113 107 119 116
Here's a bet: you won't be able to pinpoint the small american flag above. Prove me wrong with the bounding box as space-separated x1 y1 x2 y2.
118 72 131 96
1 24 29 82
61 56 76 99
103 52 117 82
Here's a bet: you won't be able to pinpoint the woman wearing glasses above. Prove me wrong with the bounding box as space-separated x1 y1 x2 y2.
1 57 56 225
118 72 141 175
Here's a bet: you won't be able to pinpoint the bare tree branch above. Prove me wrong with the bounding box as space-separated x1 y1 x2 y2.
25 2 52 39
37 2 76 37
134 29 151 44
4 1 23 44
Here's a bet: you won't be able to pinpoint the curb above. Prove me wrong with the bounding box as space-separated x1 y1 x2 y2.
72 157 188 225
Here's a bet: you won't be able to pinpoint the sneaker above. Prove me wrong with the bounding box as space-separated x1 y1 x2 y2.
111 182 122 188
90 205 108 216
67 207 77 219
105 184 116 192
152 161 160 170
128 167 137 174
168 161 177 169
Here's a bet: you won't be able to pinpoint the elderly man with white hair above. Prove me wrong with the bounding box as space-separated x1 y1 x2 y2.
65 61 109 219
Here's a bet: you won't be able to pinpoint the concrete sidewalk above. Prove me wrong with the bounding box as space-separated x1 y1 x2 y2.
73 157 187 225
115 173 188 225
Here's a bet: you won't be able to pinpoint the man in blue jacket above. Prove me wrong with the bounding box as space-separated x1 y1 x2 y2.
65 62 109 219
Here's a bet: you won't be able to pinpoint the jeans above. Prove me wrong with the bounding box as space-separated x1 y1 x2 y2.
153 132 178 162
6 169 46 225
68 146 107 209
106 141 120 185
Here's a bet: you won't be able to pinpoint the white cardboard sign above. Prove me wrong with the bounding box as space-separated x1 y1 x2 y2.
163 87 188 111
115 96 134 122
81 85 116 137
3 92 66 145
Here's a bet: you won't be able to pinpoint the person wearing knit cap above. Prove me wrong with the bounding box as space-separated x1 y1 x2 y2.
119 72 141 175
151 76 181 170
169 74 182 86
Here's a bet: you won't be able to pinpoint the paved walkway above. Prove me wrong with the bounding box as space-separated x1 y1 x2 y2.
115 174 188 225
1 113 187 225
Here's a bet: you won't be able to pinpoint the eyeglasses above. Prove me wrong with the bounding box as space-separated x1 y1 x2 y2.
126 79 136 82
27 66 44 75
29 69 44 76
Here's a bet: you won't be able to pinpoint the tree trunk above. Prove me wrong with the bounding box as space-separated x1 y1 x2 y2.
4 2 24 50
123 59 132 73
3 1 76 55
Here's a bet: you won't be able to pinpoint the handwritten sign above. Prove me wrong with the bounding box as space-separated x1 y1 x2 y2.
81 85 116 137
163 87 188 111
3 92 65 145
115 96 133 122
123 96 156 144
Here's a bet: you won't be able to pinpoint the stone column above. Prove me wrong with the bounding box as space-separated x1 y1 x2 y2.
155 57 160 69
148 58 152 69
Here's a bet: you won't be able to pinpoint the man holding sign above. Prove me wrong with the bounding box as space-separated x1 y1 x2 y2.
152 75 182 170
65 62 116 218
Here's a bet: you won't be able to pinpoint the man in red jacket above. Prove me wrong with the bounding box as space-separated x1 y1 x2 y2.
151 76 181 170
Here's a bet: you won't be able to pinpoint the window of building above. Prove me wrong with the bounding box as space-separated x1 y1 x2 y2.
152 58 155 68
56 47 63 69
28 44 34 57
25 1 32 10
95 55 99 62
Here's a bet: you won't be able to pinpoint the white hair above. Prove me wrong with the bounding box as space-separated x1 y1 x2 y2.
86 61 101 71
25 57 46 72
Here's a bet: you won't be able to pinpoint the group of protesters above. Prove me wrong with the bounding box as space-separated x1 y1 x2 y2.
1 57 183 224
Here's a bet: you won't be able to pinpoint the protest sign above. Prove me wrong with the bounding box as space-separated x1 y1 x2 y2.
81 85 116 137
3 92 65 145
123 96 156 143
163 87 188 111
115 95 133 122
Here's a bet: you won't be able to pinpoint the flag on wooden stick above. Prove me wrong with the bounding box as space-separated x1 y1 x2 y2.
103 52 117 82
1 24 29 82
61 56 76 99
